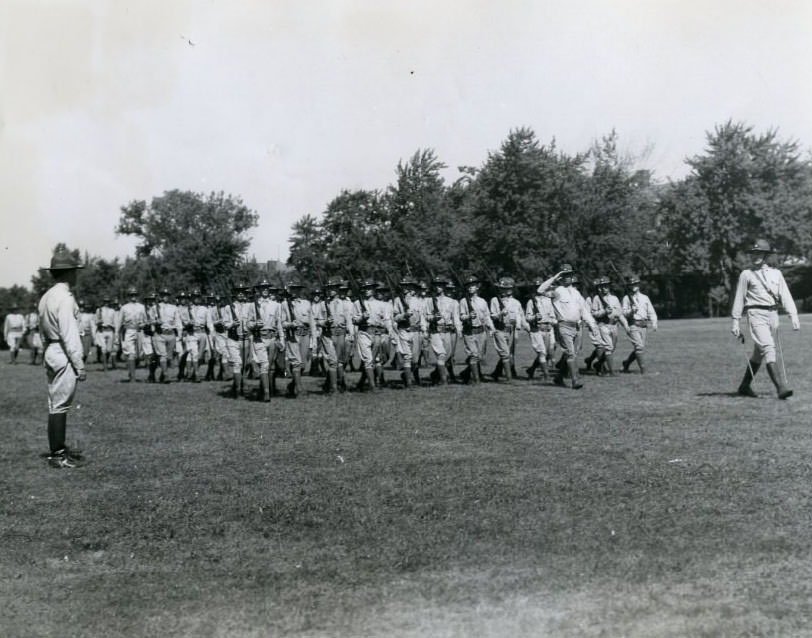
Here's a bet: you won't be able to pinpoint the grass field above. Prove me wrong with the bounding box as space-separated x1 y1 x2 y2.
3 317 812 637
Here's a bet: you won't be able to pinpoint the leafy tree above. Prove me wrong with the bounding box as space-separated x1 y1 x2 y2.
116 190 259 292
660 121 812 301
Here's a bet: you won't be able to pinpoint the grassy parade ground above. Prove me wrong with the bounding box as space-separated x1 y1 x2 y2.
3 317 812 637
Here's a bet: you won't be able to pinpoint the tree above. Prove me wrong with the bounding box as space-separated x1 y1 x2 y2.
116 190 259 291
660 121 812 304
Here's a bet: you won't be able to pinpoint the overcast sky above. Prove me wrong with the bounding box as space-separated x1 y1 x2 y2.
2 0 811 288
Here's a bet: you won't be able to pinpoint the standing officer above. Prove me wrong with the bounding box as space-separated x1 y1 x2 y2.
118 286 147 382
77 299 96 363
38 248 86 468
525 277 557 380
24 305 43 365
489 276 528 382
536 264 598 389
95 295 118 371
3 303 25 364
458 275 495 384
621 275 658 374
731 239 799 399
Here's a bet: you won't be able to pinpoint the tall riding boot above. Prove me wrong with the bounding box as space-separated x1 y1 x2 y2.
402 367 412 388
604 353 617 377
102 352 108 372
375 364 384 389
159 359 169 383
48 413 67 455
737 361 760 397
636 352 646 374
412 365 421 386
470 362 480 384
622 351 637 372
337 366 347 392
216 360 225 381
526 355 540 379
766 362 792 399
127 358 136 382
446 360 456 382
231 372 242 398
593 350 606 375
177 352 187 381
503 361 513 382
490 359 503 381
205 357 216 381
556 354 568 377
147 357 157 383
568 359 583 389
326 368 338 394
369 366 379 392
260 373 271 402
291 367 303 397
437 364 448 385
584 349 597 370
356 368 368 391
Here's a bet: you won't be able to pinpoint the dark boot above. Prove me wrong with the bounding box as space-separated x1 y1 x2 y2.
47 412 67 455
147 357 157 383
216 361 225 381
369 367 379 392
337 366 347 392
593 350 606 375
356 368 368 391
326 369 337 394
445 360 456 382
412 365 421 386
766 362 792 399
177 352 187 381
127 358 136 382
556 354 568 377
503 361 512 382
490 360 503 381
604 353 617 377
568 359 583 389
437 364 448 385
291 368 302 397
231 372 242 398
584 349 597 371
737 361 760 397
622 351 637 373
470 363 480 385
205 357 216 381
159 359 170 383
636 352 646 374
401 368 412 388
526 356 539 379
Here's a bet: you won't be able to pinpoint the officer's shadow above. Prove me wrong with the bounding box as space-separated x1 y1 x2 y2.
696 391 765 398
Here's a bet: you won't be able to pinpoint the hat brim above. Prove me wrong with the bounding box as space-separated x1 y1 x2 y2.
47 264 84 271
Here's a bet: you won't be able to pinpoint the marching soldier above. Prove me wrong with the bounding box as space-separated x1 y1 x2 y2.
308 286 326 377
184 289 212 383
175 291 192 381
279 279 314 397
118 286 147 382
154 288 181 384
313 277 354 394
77 299 96 363
3 303 25 364
221 282 256 397
583 278 604 372
525 277 557 380
392 276 427 387
731 239 799 399
95 295 117 371
589 276 629 376
425 275 462 385
205 293 229 381
489 276 528 382
375 281 396 382
458 275 495 384
142 291 160 383
336 279 357 386
38 248 86 468
353 279 388 391
621 275 658 374
252 279 284 401
443 279 461 381
536 264 598 389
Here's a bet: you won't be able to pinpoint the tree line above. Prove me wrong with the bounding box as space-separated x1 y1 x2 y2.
3 120 812 324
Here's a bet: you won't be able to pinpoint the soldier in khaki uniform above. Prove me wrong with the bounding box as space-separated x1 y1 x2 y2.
24 306 43 365
424 275 462 385
77 299 96 363
3 303 25 364
589 276 629 376
118 287 147 382
37 249 86 468
392 277 427 387
154 288 181 384
95 296 118 371
621 275 658 374
252 279 284 401
731 239 799 399
458 275 495 384
279 279 314 397
525 278 557 380
489 277 528 382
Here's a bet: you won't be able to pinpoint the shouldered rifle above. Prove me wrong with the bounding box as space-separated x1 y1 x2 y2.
284 293 298 344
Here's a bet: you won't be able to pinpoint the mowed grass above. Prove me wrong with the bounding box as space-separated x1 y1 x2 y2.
3 317 812 637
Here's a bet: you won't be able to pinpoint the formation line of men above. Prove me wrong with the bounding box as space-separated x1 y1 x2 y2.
41 263 659 402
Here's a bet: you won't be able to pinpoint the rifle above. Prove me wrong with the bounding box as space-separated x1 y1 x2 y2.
284 287 299 344
608 260 635 313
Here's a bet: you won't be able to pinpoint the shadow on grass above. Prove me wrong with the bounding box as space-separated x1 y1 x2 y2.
695 391 760 398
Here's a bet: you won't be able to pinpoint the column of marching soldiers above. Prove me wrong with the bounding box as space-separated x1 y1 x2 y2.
7 265 657 398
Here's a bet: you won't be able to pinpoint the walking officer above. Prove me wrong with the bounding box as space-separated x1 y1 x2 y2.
3 303 25 364
731 239 799 399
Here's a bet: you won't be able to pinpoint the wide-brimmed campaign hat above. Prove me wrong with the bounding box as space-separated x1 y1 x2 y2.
746 238 775 253
46 249 83 271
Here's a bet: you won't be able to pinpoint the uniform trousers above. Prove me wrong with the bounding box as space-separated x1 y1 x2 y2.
554 322 579 361
428 330 454 366
152 331 176 362
462 328 488 364
318 333 339 369
5 330 23 350
285 332 311 369
44 343 77 414
97 327 115 354
627 323 648 354
597 322 619 354
492 326 517 362
253 332 283 374
745 308 780 364
26 332 43 350
529 327 555 358
356 330 383 369
140 331 154 357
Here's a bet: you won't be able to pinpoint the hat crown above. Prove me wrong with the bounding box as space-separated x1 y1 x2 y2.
48 249 82 270
748 238 773 253
558 264 574 274
497 277 515 288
